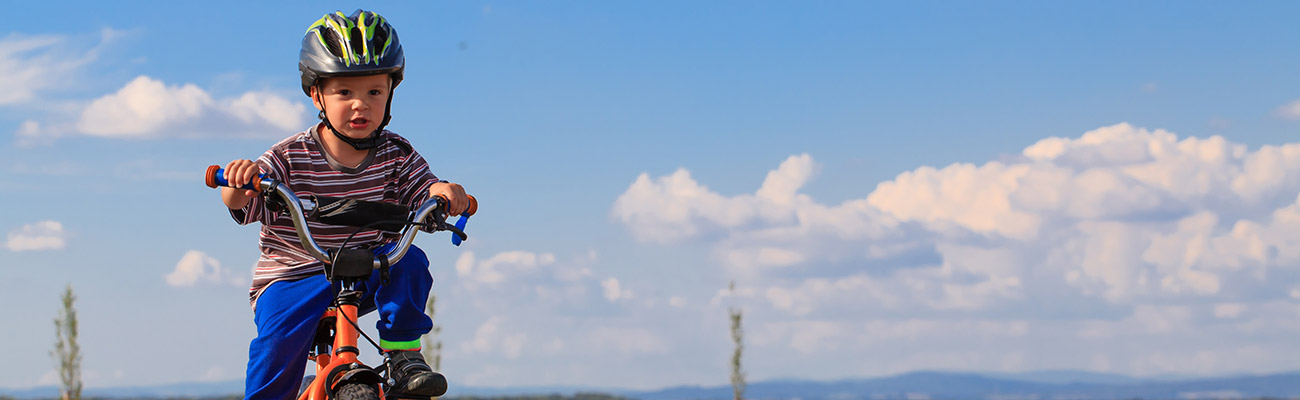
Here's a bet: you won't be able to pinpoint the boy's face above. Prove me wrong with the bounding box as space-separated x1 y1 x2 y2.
311 74 392 139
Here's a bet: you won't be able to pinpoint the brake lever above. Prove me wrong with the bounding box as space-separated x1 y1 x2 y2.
440 222 468 243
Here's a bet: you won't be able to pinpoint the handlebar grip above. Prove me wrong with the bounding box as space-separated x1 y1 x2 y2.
205 165 261 191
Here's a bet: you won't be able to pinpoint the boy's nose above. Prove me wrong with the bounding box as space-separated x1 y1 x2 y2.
351 99 368 110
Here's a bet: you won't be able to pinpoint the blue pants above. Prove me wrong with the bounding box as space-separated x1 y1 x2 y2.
244 244 433 400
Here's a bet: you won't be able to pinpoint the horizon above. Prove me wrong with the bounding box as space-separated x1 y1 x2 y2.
5 0 1300 392
7 368 1300 398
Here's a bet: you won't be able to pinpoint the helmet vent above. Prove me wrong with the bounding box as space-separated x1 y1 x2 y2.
349 27 365 59
322 28 345 59
374 28 389 57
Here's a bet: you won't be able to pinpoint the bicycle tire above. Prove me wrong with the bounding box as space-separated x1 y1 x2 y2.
334 382 380 400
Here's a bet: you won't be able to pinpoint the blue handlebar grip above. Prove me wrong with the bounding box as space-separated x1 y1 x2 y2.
452 214 470 246
205 165 261 190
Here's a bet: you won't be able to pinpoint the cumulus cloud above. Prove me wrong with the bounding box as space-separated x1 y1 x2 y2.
455 250 557 286
5 220 67 251
6 28 306 145
614 123 1300 316
164 250 248 287
74 76 306 139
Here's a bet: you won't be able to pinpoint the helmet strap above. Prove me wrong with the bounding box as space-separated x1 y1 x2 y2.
315 83 387 151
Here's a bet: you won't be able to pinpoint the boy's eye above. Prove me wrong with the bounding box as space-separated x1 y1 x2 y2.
369 89 383 96
338 89 351 96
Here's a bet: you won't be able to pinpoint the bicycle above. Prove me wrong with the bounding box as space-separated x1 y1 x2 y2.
205 165 477 400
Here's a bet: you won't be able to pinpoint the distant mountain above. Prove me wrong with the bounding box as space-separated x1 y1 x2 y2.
622 370 1300 400
978 369 1144 385
6 370 1300 400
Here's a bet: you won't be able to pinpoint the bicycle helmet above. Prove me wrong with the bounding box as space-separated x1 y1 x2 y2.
299 9 405 150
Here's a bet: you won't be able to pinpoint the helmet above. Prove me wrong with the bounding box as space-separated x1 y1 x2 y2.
298 9 405 150
299 9 404 96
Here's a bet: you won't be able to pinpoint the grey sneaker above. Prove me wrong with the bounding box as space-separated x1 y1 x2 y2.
385 350 447 398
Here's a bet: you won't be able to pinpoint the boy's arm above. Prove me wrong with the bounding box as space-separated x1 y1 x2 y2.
394 147 471 231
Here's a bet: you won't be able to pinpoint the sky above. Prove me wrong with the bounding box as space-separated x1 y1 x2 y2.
3 0 1300 393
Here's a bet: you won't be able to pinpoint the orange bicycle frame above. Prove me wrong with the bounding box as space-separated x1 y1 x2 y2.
298 297 384 400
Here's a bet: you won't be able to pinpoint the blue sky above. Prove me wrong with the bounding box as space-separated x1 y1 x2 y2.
4 0 1300 392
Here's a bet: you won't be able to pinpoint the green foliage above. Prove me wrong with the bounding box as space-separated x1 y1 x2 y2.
728 280 745 400
52 284 81 400
422 292 443 371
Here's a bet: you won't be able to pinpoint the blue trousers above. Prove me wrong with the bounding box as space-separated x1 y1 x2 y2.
244 244 433 400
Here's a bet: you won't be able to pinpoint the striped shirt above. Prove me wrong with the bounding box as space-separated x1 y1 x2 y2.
230 125 440 305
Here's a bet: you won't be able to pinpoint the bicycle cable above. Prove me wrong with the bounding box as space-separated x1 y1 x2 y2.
328 216 437 356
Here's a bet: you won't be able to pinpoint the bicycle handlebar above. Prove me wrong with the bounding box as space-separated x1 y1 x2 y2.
205 165 477 270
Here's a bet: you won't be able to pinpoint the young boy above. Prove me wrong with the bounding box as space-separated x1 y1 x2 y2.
219 9 468 400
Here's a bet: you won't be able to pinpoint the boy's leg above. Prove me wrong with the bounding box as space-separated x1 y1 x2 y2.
245 275 334 400
364 243 444 396
367 243 433 347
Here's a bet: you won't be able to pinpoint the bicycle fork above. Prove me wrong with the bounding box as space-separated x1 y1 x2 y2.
300 289 385 400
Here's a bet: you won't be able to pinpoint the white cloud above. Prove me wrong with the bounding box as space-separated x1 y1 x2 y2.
1214 303 1245 319
669 296 686 307
601 278 632 301
610 154 825 243
0 30 115 106
455 250 557 286
165 250 247 287
74 76 305 139
462 316 528 359
5 220 67 251
613 123 1300 316
1275 99 1300 120
587 327 669 355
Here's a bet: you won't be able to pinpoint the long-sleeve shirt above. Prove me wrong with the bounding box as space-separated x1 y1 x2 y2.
231 125 440 305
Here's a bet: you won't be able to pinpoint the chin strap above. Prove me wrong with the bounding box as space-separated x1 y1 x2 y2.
316 83 397 151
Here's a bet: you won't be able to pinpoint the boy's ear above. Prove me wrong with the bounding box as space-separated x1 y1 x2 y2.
309 86 324 111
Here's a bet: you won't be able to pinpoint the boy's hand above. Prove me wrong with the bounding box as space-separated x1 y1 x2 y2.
224 159 260 198
429 182 468 216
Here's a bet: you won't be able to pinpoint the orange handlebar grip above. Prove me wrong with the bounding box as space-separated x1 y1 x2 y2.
205 165 221 189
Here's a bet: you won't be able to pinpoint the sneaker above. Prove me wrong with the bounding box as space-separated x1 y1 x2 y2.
385 350 447 397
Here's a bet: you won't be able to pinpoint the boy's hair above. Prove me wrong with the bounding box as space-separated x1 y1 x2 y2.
299 9 405 150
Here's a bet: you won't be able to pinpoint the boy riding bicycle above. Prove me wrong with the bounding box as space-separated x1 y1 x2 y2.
218 9 469 400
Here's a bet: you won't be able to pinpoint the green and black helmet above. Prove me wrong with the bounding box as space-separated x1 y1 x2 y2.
299 9 405 150
299 9 404 95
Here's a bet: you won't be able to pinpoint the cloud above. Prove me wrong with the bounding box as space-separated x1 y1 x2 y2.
614 123 1300 317
586 327 670 355
1275 99 1300 120
455 250 557 286
165 250 248 287
0 29 117 106
72 76 306 139
601 278 632 301
462 316 528 359
5 220 67 251
5 28 306 146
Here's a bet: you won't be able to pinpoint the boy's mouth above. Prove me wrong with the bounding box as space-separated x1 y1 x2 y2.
348 118 369 129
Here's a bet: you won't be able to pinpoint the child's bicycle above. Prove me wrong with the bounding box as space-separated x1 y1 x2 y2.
205 165 477 400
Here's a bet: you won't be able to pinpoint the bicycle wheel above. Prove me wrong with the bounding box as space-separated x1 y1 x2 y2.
334 382 380 400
